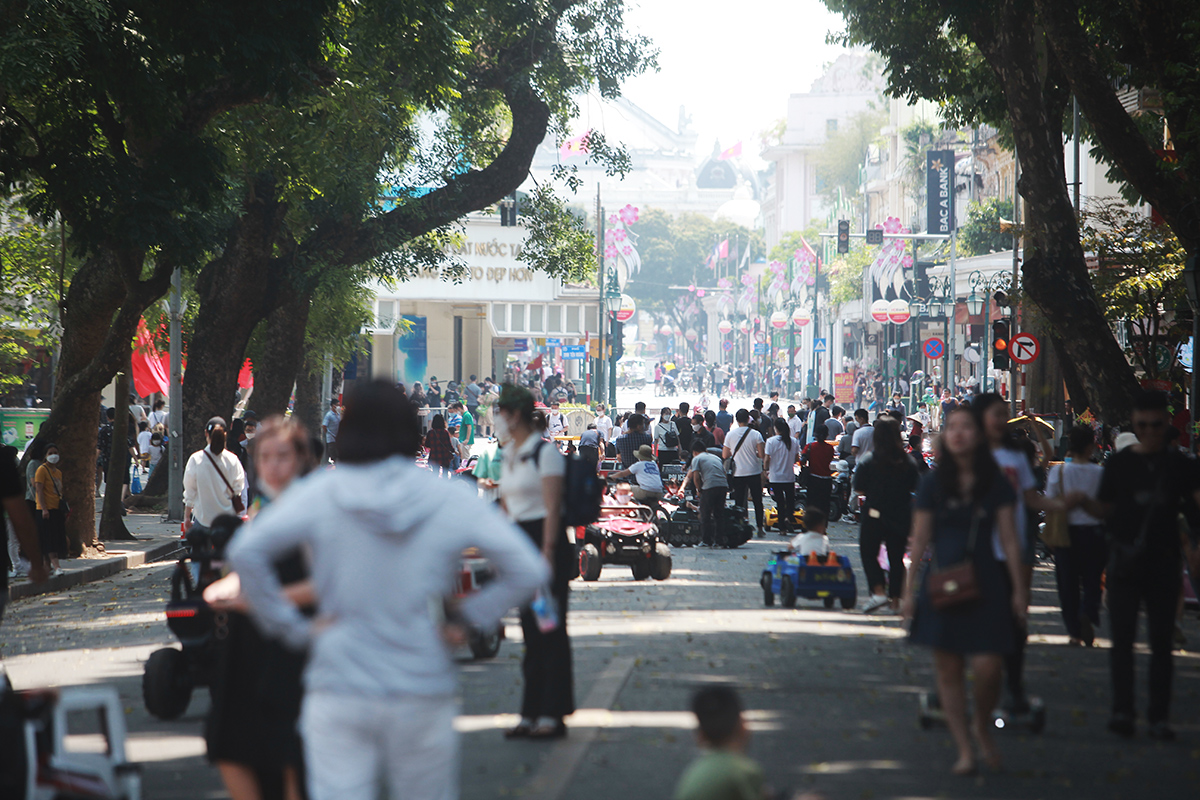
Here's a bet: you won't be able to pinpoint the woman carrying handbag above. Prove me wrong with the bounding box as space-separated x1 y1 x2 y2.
1044 425 1106 646
902 407 1026 775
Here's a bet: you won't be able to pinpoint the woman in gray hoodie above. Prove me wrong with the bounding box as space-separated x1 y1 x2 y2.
230 381 546 800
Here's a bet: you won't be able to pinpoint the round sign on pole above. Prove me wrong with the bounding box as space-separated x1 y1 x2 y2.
754 331 767 344
738 319 751 334
1009 332 1040 364
722 340 734 352
888 299 912 325
615 294 636 323
963 346 982 364
769 310 788 329
717 319 733 335
870 299 890 323
792 307 811 327
923 337 945 360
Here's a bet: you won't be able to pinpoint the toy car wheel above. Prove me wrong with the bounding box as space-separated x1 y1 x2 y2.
823 596 836 609
760 573 775 606
650 543 672 580
468 627 503 659
143 647 193 720
579 544 602 581
631 559 651 581
840 594 856 610
780 576 797 609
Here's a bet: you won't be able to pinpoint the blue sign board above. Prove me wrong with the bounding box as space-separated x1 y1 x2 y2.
510 338 528 352
561 345 586 360
752 343 769 355
546 337 562 346
813 338 827 353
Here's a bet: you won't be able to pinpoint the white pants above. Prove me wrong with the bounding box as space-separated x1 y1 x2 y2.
301 691 459 800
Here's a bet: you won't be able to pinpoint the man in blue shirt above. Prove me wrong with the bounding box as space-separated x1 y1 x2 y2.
321 398 341 463
715 398 734 434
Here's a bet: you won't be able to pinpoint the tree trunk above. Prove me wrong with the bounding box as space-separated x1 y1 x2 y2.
292 354 324 441
971 1 1141 423
100 355 134 541
251 289 314 418
28 249 167 555
1049 331 1089 418
177 177 289 471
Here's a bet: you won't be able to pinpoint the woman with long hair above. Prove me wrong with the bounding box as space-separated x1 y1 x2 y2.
764 418 799 534
653 407 680 466
903 407 1026 774
496 383 575 740
204 418 315 800
424 413 455 475
972 393 1071 713
853 417 920 613
1045 425 1106 646
32 442 67 576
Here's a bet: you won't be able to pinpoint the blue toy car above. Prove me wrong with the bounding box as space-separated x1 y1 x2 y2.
761 550 857 609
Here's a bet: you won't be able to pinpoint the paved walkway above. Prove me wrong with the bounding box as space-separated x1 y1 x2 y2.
7 506 181 601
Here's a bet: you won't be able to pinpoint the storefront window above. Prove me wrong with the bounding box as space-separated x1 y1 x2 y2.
377 299 396 329
565 305 580 333
548 305 563 333
493 303 507 332
530 304 544 333
511 304 526 332
584 306 598 336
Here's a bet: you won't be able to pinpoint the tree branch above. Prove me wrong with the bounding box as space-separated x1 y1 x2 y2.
1036 0 1200 252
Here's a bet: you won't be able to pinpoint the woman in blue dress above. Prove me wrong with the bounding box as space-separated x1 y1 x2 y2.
902 406 1027 775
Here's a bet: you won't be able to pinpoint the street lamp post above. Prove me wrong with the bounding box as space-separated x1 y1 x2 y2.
604 270 622 408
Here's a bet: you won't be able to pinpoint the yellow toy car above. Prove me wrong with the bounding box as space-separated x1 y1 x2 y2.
764 504 805 532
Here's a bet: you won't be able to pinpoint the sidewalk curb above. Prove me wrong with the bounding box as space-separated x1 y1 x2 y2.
8 539 181 602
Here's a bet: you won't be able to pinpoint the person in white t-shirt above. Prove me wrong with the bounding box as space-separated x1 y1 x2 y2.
850 410 874 462
610 445 665 505
594 405 613 445
786 405 804 441
722 409 766 536
1045 425 1105 646
546 402 567 437
763 418 799 533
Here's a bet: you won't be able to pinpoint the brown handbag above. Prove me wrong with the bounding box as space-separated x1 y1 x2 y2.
205 450 246 514
927 506 983 610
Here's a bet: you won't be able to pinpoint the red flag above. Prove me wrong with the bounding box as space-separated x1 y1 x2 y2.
237 359 254 390
718 239 729 259
132 320 170 397
526 354 544 371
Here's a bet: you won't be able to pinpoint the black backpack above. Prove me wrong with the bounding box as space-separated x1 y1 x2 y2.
660 422 679 449
533 440 603 527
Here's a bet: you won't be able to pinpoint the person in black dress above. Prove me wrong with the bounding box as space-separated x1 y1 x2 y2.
203 418 316 800
902 407 1026 776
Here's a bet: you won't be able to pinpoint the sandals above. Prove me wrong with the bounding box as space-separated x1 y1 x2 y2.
504 722 533 739
528 720 568 740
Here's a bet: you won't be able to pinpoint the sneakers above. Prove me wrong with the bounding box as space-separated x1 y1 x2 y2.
863 594 890 614
1079 615 1095 647
49 567 64 578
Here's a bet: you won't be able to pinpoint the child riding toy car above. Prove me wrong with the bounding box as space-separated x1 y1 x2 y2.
761 549 857 609
576 503 671 581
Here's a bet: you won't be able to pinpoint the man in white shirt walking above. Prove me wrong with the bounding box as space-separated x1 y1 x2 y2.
722 409 766 537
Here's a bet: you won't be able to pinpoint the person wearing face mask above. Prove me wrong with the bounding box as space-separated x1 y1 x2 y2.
653 408 680 467
33 443 68 576
183 418 247 532
203 418 315 800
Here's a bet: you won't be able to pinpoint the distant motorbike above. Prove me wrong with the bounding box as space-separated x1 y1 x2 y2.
830 460 854 523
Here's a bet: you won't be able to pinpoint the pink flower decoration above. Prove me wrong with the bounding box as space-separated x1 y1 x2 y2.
621 244 633 255
806 275 815 286
687 284 696 293
604 245 617 258
740 274 754 286
612 228 627 242
901 255 914 268
609 214 619 225
717 278 732 289
604 229 616 243
696 289 706 298
884 216 904 234
619 204 639 225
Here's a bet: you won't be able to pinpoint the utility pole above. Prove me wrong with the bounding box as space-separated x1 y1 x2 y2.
595 186 605 406
167 267 184 522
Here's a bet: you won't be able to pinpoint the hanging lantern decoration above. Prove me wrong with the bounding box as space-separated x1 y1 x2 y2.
791 307 811 327
685 328 698 341
658 323 673 336
717 319 733 335
888 299 912 325
770 310 788 329
738 319 751 334
871 299 891 323
673 326 684 337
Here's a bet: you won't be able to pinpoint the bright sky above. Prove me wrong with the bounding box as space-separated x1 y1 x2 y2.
618 0 852 166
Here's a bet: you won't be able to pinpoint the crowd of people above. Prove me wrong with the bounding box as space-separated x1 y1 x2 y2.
5 374 1200 796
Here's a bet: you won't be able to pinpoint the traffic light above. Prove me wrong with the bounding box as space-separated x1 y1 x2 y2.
991 319 1010 369
837 219 850 254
